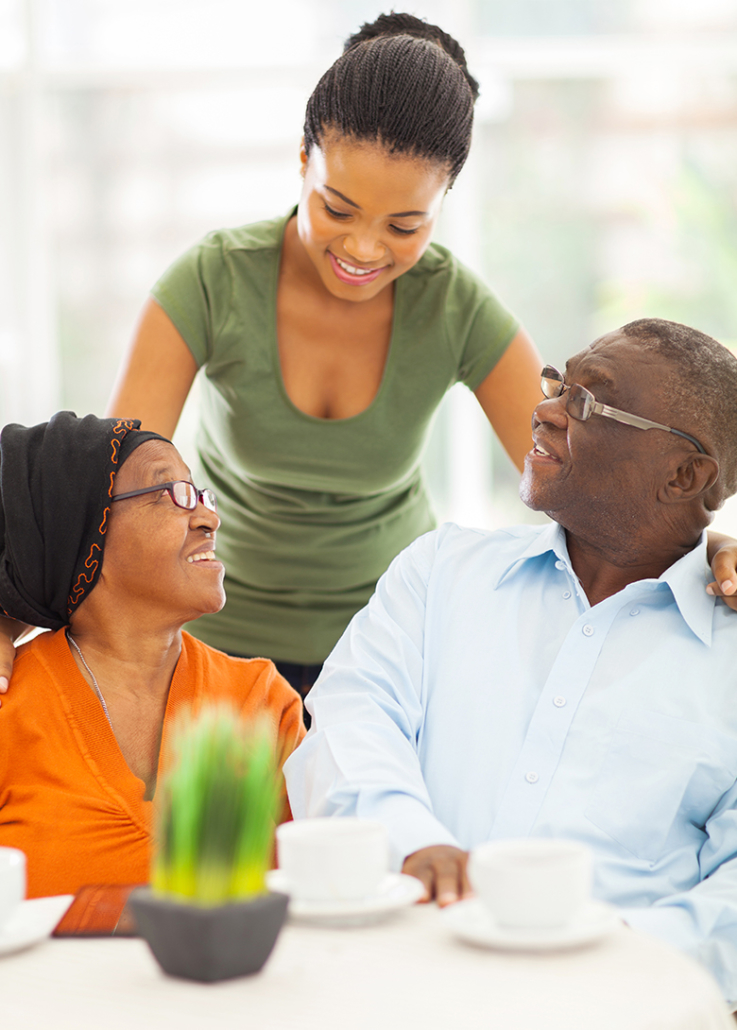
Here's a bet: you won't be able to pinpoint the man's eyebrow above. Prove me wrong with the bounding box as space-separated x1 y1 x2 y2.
324 185 428 218
564 361 615 390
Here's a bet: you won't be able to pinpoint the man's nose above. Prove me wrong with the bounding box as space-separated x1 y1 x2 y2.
532 393 569 431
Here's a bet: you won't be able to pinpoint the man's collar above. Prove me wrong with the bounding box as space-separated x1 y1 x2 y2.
658 533 714 646
494 523 715 645
494 522 570 590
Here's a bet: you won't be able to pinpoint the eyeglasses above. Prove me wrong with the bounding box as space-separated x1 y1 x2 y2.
111 480 218 512
540 366 707 455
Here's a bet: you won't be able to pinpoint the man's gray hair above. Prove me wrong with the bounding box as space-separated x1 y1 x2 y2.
621 318 737 507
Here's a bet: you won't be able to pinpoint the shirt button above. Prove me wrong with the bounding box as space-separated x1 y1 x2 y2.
630 608 640 616
525 771 539 784
553 696 566 707
582 624 594 636
555 560 566 571
562 590 572 599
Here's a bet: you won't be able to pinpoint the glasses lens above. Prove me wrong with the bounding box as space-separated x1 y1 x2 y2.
201 489 217 512
566 384 593 421
171 482 197 510
541 366 564 399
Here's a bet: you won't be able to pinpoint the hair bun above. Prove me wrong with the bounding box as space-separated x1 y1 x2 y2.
344 12 479 100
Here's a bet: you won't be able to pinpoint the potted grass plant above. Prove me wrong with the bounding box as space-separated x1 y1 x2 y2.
129 705 289 982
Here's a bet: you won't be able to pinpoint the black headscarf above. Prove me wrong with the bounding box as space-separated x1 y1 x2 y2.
0 412 169 630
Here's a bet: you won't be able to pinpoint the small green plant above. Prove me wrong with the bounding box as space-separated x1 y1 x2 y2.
152 705 281 905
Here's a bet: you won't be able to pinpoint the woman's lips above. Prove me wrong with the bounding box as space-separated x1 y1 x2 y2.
328 252 386 286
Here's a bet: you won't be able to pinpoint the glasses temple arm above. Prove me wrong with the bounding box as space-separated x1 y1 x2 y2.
597 403 706 454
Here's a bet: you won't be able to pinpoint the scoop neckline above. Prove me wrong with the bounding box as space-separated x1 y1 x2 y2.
269 210 401 426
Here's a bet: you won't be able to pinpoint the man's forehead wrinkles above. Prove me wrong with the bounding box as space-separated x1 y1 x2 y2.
564 355 616 390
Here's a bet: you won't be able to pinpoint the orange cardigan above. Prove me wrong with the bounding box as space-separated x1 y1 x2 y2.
0 630 305 898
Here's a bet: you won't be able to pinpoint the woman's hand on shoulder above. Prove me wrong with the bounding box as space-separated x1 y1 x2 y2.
0 617 30 706
706 531 737 612
106 298 198 439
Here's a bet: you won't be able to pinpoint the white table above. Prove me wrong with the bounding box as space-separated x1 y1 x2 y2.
0 905 733 1030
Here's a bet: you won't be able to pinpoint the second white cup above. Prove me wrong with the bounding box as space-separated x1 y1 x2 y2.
468 838 592 930
0 847 26 930
276 818 389 903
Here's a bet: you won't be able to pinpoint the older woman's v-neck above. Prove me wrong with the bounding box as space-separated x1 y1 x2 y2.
50 631 193 829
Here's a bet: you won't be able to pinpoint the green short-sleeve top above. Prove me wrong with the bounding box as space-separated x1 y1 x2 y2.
151 211 519 663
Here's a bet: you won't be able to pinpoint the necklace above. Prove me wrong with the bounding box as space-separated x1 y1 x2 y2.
67 632 113 730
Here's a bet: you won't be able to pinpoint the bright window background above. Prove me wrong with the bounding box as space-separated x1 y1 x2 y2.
2 0 737 538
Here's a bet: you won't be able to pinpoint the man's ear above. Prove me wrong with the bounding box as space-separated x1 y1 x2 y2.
659 453 720 504
299 138 308 179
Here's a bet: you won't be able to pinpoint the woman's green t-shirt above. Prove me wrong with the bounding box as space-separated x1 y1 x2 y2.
151 211 519 663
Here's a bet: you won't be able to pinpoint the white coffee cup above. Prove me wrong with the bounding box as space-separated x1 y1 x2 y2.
276 818 389 902
0 848 26 930
468 838 592 930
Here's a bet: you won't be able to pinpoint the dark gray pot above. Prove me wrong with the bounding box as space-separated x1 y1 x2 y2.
128 888 289 983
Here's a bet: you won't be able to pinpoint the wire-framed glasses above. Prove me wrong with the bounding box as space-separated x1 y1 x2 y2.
540 366 707 455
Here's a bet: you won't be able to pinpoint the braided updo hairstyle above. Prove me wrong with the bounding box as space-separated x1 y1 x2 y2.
304 13 479 185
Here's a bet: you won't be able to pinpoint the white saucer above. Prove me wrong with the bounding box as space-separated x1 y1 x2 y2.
443 898 621 952
265 871 425 926
0 895 74 957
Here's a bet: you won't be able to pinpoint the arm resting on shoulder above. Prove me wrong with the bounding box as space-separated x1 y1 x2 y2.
474 327 542 473
706 531 737 611
0 616 31 703
105 298 198 439
283 532 460 867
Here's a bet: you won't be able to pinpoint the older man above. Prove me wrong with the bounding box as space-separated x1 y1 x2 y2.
285 318 737 1001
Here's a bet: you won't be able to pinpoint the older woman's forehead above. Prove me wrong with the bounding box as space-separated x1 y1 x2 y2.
117 440 190 488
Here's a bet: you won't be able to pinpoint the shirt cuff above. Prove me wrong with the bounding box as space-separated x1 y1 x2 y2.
363 792 461 870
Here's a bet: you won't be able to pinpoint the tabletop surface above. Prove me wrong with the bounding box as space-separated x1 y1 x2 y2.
0 904 733 1030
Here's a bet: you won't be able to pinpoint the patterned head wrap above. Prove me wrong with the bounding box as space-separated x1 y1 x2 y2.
0 412 168 629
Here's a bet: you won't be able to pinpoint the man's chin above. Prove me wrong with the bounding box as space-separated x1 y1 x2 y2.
519 478 555 515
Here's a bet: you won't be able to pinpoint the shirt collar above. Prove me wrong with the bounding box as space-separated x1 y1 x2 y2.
658 533 714 646
494 523 715 646
494 522 570 589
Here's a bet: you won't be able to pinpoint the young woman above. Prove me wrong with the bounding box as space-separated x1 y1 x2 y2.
104 13 545 698
0 14 734 705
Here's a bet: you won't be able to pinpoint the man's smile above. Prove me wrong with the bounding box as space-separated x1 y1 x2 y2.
531 435 563 462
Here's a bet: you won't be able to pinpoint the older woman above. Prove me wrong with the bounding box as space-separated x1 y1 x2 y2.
0 412 304 898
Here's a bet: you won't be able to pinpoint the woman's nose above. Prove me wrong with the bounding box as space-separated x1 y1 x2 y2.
192 502 220 533
343 232 386 264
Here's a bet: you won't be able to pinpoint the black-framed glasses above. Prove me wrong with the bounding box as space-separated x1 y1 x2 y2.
111 480 218 512
540 366 707 455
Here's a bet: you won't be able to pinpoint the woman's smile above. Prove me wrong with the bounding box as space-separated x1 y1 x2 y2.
328 252 388 286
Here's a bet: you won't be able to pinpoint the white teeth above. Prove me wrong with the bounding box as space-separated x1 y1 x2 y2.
335 255 376 276
535 445 551 456
187 551 216 563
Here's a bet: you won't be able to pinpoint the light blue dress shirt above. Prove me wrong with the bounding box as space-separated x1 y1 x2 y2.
285 521 737 1000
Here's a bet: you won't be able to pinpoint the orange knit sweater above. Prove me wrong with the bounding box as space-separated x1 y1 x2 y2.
0 630 305 898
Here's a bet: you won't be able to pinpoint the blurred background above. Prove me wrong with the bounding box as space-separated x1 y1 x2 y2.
2 0 737 534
